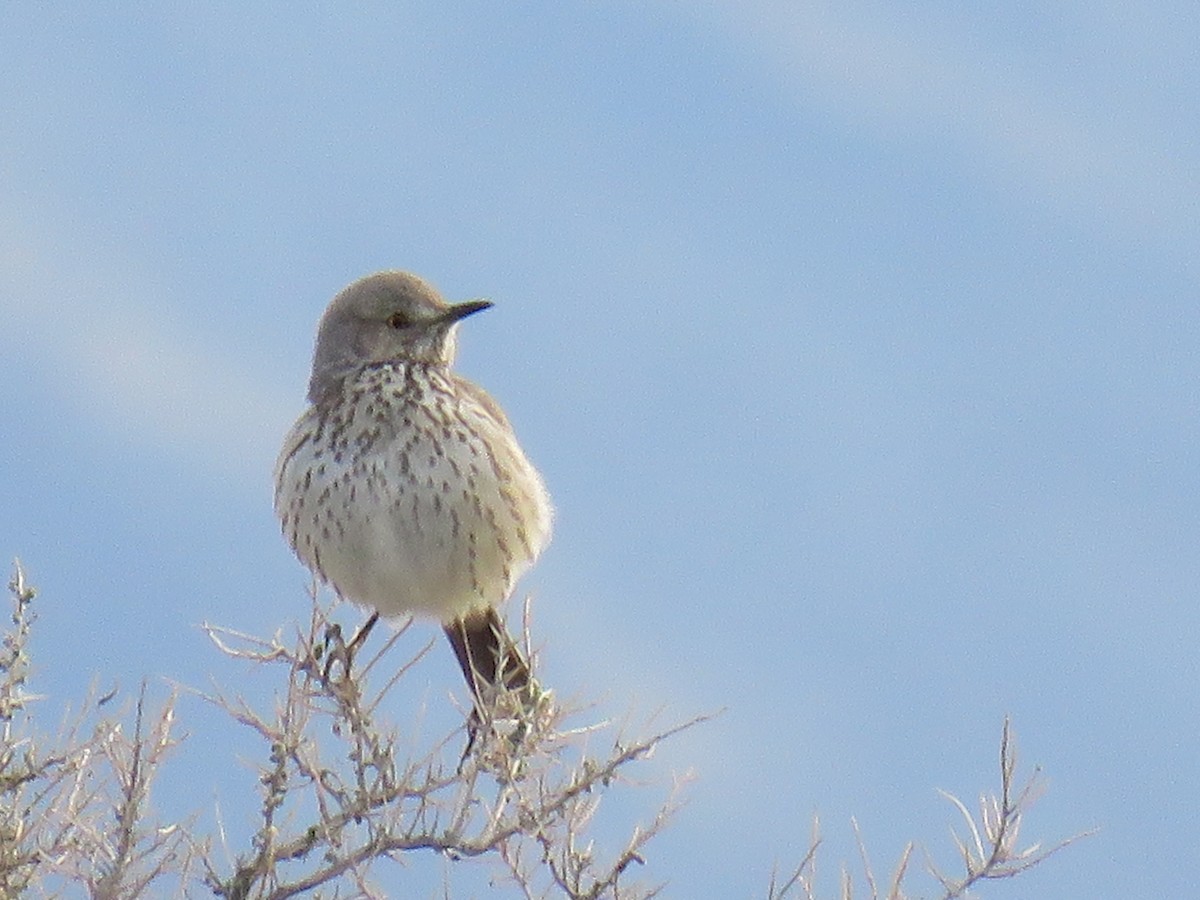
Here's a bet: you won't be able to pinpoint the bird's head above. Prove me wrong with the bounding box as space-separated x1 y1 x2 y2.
307 271 491 404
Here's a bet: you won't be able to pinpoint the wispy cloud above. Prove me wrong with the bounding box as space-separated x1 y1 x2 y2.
1 211 294 487
698 2 1199 249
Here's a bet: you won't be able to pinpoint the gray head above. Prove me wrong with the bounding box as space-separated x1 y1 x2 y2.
307 271 491 405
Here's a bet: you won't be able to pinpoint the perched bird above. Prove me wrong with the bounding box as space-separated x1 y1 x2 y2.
274 271 552 708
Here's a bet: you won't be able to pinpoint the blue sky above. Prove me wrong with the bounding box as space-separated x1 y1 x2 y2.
2 3 1198 896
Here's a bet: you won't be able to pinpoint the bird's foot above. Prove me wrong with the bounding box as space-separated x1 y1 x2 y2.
318 612 379 684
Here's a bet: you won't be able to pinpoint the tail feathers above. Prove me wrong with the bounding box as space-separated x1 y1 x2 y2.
444 607 532 706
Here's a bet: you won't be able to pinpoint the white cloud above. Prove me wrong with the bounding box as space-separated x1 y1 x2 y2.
696 1 1200 244
0 211 295 488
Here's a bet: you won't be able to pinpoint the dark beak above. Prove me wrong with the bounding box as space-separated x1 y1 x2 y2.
442 299 493 323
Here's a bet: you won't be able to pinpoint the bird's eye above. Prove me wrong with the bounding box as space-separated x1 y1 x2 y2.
386 312 410 329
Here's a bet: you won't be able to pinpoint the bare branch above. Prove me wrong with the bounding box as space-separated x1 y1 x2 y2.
4 561 1087 900
198 593 710 899
927 717 1096 899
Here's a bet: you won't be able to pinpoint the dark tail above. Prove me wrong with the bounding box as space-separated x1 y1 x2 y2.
444 607 531 705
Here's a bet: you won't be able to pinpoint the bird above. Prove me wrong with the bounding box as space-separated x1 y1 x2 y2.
273 271 552 711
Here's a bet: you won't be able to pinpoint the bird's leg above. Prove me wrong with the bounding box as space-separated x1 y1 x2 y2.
457 708 483 773
347 611 379 656
320 621 349 683
319 612 378 683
